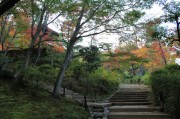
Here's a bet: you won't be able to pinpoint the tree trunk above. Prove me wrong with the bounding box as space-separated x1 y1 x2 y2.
84 94 87 111
53 40 75 97
52 0 84 97
24 30 41 69
63 87 65 97
0 50 8 71
158 40 167 65
14 34 39 80
175 14 180 42
34 15 48 65
34 44 41 65
24 38 36 69
24 47 33 70
50 47 54 66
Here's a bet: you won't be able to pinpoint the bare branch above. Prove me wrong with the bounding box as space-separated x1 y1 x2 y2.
47 12 63 26
80 9 118 35
80 0 106 28
80 25 128 38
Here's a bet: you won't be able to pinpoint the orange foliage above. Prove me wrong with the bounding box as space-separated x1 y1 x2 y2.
106 41 177 71
42 27 64 52
53 44 65 52
102 49 133 70
131 46 149 59
0 11 64 53
132 41 175 71
114 49 120 53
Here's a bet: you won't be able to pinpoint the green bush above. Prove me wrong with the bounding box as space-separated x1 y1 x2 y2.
25 66 41 81
64 59 120 101
131 75 142 84
87 67 120 94
25 64 59 85
65 59 86 79
149 64 180 119
0 61 22 79
39 64 59 82
63 67 121 101
141 73 150 85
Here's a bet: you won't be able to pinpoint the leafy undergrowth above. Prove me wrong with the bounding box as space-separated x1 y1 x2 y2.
0 80 88 119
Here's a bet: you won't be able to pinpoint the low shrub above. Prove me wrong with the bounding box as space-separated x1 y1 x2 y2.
131 75 142 84
149 64 180 119
87 67 120 94
25 64 59 85
141 73 150 85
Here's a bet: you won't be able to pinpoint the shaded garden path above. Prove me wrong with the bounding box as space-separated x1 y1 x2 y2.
42 83 172 119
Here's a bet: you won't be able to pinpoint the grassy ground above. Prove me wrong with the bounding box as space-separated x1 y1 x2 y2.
0 80 89 119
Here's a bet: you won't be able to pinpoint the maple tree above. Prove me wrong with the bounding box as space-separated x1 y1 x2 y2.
101 44 145 83
143 18 173 65
102 40 175 81
132 42 174 71
11 0 63 73
0 12 27 51
52 0 155 97
0 11 30 71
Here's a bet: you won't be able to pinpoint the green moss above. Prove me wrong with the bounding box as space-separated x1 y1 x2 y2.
0 81 88 119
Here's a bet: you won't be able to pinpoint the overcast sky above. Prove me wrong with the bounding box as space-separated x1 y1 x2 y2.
48 2 176 48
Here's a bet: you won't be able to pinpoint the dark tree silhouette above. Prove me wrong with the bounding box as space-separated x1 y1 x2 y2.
0 0 20 15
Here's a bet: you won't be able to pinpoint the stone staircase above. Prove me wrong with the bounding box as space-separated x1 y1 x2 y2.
108 84 170 119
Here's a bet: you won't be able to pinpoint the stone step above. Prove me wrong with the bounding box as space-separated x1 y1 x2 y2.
114 94 148 97
108 85 170 119
109 106 161 112
117 92 148 94
109 112 170 119
118 90 149 92
111 95 148 97
114 95 148 98
110 98 150 102
111 96 148 100
112 101 152 106
116 91 149 94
